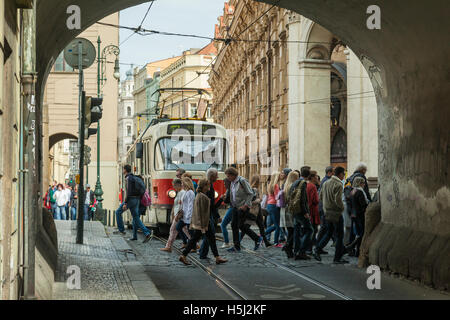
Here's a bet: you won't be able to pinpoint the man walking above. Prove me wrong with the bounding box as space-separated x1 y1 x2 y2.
122 165 152 243
289 167 313 260
84 184 95 221
224 167 260 252
316 166 334 254
198 168 224 259
314 166 348 264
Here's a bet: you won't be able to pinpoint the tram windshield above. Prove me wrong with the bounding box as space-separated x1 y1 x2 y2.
155 137 227 172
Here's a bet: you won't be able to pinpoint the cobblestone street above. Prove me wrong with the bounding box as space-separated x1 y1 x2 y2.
52 221 162 300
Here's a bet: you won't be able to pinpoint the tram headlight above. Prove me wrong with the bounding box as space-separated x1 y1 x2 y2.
168 190 177 199
214 191 219 199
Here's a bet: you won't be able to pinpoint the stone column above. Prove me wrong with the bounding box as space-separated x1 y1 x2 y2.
345 48 378 177
287 14 331 172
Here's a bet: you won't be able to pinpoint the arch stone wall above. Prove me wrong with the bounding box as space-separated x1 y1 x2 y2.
35 0 450 288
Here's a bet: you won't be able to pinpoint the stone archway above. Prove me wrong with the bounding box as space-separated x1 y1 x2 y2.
49 133 77 150
35 0 450 289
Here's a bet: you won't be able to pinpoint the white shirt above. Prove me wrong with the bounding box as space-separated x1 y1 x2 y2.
53 190 68 206
182 190 195 224
173 190 185 215
64 189 72 204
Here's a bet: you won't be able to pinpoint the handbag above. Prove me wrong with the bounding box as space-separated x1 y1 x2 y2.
276 189 286 208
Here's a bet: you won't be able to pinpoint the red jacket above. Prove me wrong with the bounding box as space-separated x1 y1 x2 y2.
307 182 320 225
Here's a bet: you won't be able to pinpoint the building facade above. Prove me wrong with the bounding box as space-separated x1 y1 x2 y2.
158 44 216 120
132 57 180 138
118 69 135 162
42 13 121 212
209 0 378 184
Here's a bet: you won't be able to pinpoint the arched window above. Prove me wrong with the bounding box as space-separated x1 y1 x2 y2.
127 106 131 116
331 128 347 164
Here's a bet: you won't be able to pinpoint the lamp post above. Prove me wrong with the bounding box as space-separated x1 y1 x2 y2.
95 36 120 209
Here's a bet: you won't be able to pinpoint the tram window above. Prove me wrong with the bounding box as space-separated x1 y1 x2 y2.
154 137 226 171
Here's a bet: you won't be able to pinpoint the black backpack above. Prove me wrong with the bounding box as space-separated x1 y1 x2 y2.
132 175 146 197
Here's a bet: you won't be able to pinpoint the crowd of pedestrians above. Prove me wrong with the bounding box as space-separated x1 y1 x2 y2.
113 162 373 266
43 180 97 221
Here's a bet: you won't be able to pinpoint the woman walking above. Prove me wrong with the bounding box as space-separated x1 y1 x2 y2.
265 172 283 247
346 177 369 257
281 171 299 258
278 168 291 242
160 178 190 252
307 171 320 253
179 179 228 265
176 177 196 249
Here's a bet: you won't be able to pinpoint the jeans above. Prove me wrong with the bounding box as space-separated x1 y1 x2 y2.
240 211 271 246
65 204 70 220
293 215 314 255
84 204 90 221
51 202 57 218
176 220 190 244
115 202 125 232
71 207 77 220
317 215 345 261
220 207 233 243
128 197 151 239
55 205 66 220
265 204 281 244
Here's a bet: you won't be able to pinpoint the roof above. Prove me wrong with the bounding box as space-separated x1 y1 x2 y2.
195 42 218 55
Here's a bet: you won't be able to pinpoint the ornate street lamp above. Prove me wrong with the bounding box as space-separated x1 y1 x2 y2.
95 36 120 209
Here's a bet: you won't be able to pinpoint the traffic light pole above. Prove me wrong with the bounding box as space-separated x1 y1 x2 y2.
76 40 86 244
95 37 103 209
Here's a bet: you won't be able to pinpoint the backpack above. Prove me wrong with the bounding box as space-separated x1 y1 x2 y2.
133 175 146 197
141 190 151 207
288 180 306 215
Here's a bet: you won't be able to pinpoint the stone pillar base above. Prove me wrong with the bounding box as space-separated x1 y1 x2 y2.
360 203 450 290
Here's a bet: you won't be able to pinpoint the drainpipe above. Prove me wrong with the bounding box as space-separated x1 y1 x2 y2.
0 0 4 301
21 0 37 300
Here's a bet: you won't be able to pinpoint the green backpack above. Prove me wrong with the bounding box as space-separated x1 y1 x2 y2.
288 180 306 215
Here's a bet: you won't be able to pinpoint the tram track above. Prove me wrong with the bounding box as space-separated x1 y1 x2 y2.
151 235 248 300
215 236 353 300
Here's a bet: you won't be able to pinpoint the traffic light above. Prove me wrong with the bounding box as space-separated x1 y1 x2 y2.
84 96 103 139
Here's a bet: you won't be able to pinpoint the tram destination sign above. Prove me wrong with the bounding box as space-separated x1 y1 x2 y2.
167 124 217 135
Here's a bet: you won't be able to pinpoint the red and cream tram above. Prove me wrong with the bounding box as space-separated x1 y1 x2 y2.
121 117 228 235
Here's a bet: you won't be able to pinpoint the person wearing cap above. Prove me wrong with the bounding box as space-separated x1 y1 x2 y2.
84 184 95 221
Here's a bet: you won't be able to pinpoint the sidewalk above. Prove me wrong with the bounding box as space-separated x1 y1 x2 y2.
52 220 163 300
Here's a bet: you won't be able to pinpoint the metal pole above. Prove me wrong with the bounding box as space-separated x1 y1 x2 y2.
94 37 104 209
76 41 86 244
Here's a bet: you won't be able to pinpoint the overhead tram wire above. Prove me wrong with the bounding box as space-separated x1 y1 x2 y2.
96 21 343 46
119 0 155 46
180 2 279 90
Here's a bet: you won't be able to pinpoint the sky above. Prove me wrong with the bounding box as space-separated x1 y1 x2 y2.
118 0 225 79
